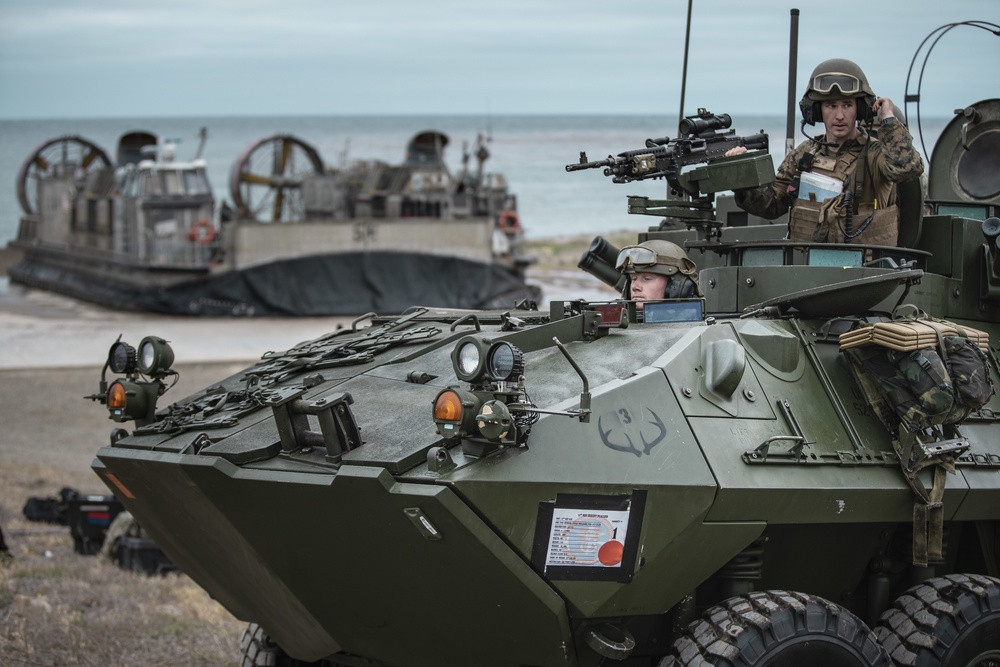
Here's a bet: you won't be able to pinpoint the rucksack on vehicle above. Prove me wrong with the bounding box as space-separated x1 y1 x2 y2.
840 310 995 566
840 314 994 433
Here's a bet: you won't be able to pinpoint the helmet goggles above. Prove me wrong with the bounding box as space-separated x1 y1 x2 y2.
616 245 681 275
812 72 862 97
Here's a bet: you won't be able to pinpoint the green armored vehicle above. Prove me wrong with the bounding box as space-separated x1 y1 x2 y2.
89 30 1000 667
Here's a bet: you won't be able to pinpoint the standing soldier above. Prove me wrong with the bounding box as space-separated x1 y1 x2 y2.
726 58 924 246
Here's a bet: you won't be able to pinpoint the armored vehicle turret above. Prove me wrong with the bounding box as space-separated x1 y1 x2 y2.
88 23 1000 667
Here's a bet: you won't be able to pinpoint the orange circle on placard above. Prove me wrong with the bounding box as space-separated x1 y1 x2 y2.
598 540 624 566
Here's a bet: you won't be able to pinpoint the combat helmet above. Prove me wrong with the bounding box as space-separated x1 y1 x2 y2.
615 240 702 298
799 58 876 125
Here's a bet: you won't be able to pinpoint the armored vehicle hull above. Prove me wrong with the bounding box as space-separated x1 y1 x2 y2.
10 130 538 316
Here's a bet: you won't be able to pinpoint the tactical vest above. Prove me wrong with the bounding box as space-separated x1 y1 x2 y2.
788 137 899 246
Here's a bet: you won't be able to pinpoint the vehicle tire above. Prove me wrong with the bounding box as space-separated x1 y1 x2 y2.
875 573 1000 666
241 623 282 667
659 590 889 666
239 623 329 667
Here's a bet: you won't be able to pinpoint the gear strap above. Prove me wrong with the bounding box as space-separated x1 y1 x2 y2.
892 426 968 567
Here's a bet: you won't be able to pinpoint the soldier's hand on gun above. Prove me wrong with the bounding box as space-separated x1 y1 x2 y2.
724 146 749 157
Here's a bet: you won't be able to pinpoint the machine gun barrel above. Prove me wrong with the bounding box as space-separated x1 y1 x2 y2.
736 131 768 151
565 152 620 173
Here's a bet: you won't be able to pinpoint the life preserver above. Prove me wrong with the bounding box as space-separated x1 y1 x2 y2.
187 219 216 244
497 210 520 233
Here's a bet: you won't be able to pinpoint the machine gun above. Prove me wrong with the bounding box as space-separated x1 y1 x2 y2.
566 109 769 195
567 109 776 246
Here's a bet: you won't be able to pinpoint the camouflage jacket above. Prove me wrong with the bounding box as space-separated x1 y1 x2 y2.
734 120 924 220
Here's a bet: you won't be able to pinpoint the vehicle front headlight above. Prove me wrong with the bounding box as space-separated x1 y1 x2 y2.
136 336 174 377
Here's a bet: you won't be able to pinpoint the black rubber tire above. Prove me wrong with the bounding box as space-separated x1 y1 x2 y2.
240 623 284 667
239 623 329 667
660 590 889 666
875 573 1000 666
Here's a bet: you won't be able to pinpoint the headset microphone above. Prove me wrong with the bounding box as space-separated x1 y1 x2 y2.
801 119 839 148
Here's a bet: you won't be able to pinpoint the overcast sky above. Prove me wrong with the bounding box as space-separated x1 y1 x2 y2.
0 0 996 120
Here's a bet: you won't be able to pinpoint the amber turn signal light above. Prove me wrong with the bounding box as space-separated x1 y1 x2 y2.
432 387 480 438
434 390 464 422
107 381 128 410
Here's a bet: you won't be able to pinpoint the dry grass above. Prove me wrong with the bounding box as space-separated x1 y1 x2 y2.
0 541 241 666
0 364 247 667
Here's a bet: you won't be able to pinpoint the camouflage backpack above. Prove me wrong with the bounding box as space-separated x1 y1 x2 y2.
843 326 995 433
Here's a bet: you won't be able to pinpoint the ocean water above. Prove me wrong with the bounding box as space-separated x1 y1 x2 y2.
0 113 950 246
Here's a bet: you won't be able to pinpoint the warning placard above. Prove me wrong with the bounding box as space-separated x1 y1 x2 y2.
531 491 646 583
545 508 629 568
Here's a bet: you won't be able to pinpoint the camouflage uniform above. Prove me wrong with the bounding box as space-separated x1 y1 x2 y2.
735 120 923 245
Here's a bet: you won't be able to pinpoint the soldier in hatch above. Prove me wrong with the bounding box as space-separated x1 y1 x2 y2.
725 58 923 246
615 240 702 309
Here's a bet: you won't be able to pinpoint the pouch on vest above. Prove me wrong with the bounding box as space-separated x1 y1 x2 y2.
792 197 899 245
843 203 899 246
789 195 844 243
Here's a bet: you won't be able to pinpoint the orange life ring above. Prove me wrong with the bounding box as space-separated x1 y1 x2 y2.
497 210 520 233
187 219 216 244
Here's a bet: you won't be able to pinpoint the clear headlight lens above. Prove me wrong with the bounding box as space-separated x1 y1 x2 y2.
486 342 523 382
455 341 482 381
136 337 174 376
108 342 136 374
